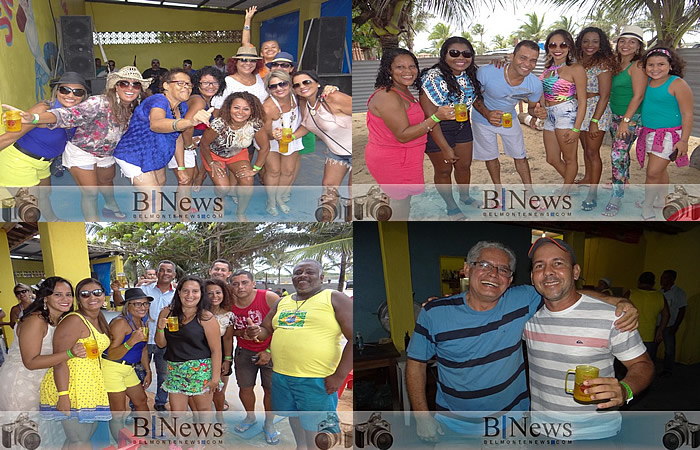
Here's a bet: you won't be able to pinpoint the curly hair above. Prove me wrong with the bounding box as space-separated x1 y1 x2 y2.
642 47 685 78
544 29 576 68
75 278 111 337
419 37 483 103
205 278 233 312
20 277 74 326
169 275 212 322
374 48 421 92
105 85 148 130
218 91 265 128
575 27 619 73
227 57 264 76
191 66 226 98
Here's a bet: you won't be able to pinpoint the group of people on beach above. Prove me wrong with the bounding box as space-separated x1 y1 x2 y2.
365 26 694 220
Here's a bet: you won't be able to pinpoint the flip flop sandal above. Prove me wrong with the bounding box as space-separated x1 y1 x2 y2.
460 197 483 208
446 207 467 221
102 207 126 220
602 202 620 217
234 421 258 434
264 429 281 445
581 200 597 211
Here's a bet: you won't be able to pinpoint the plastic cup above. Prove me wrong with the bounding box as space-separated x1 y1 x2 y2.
565 365 599 403
84 337 99 359
141 326 148 340
4 111 21 132
167 316 179 332
279 127 293 154
454 103 468 122
502 112 512 128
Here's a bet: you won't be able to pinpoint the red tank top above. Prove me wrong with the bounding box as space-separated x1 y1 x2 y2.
231 289 272 352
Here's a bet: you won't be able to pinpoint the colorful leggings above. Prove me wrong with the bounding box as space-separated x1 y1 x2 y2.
608 113 641 198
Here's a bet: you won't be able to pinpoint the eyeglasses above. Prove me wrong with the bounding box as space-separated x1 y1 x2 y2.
238 59 257 63
168 80 194 89
58 86 86 96
271 62 292 69
448 49 473 58
548 42 569 49
215 58 224 62
116 80 142 89
268 81 289 90
14 289 29 296
129 301 150 308
470 261 513 277
200 81 220 87
293 79 314 89
79 289 105 298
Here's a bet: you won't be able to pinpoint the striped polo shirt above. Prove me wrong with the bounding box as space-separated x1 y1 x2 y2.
407 285 542 434
524 294 646 440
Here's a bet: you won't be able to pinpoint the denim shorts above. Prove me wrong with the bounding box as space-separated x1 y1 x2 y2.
543 99 578 131
425 119 473 152
325 148 351 168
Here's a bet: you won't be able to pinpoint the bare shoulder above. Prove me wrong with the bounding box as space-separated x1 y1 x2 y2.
200 310 214 321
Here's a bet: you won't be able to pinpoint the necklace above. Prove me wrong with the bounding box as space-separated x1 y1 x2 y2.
293 294 309 312
309 97 321 116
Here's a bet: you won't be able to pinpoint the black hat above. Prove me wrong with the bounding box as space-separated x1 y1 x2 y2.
124 287 153 303
50 72 89 91
528 237 577 264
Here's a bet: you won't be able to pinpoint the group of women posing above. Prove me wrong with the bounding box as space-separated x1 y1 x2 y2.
365 27 693 220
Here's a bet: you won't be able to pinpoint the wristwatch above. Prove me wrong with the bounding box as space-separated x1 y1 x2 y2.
620 381 633 404
622 117 631 123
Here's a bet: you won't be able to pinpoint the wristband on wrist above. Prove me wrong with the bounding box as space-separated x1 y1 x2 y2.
66 349 74 359
32 113 40 124
124 342 132 350
57 391 70 397
590 118 599 124
224 356 233 361
430 114 441 123
172 119 181 132
265 348 271 354
253 164 262 171
619 380 633 403
291 134 296 140
177 166 186 171
571 127 580 133
157 328 165 333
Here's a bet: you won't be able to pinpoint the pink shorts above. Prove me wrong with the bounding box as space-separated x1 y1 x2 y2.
365 143 425 200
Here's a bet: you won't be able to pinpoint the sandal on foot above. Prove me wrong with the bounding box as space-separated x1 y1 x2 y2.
446 207 466 221
264 429 281 445
602 201 620 217
635 200 664 210
266 205 278 216
460 197 482 208
234 421 258 434
279 203 290 214
102 207 126 220
581 199 597 211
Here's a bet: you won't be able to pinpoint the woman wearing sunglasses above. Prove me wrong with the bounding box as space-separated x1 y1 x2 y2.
40 278 112 449
574 27 618 211
6 283 35 329
539 30 587 195
0 277 85 412
0 72 88 221
419 37 483 220
212 46 268 112
102 288 152 441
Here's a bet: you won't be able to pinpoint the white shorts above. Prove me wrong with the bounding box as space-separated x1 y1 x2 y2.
167 148 197 169
114 157 144 180
645 129 681 160
472 119 527 161
62 141 115 170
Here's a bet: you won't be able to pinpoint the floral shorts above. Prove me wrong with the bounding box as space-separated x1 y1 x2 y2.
163 358 222 396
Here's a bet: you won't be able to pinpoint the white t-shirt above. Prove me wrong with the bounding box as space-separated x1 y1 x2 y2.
211 74 268 110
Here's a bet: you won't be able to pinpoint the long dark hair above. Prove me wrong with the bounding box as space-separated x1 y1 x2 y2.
544 29 576 68
375 48 421 92
420 37 482 103
575 27 619 72
205 278 233 312
169 275 211 322
20 277 74 325
75 278 111 337
105 86 147 130
191 66 226 98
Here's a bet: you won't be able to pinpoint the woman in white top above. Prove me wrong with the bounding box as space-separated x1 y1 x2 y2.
263 70 304 216
212 45 268 110
204 279 234 425
0 277 86 412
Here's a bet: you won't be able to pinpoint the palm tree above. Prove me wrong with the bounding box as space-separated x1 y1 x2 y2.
549 16 578 36
540 0 700 48
517 12 547 42
491 34 510 49
400 8 432 51
428 22 453 54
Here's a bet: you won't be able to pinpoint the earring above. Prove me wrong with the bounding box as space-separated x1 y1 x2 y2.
43 301 47 311
117 95 121 105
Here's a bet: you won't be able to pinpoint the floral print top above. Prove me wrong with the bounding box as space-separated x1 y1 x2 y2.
47 95 126 158
208 117 262 158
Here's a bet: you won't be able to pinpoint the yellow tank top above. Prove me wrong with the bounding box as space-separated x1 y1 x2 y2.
270 289 342 377
629 289 665 341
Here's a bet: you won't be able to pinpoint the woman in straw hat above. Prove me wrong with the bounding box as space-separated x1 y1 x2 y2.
10 66 150 221
1 72 88 220
212 45 268 110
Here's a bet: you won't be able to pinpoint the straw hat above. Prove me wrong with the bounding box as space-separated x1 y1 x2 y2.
617 25 644 44
234 46 263 60
106 66 153 90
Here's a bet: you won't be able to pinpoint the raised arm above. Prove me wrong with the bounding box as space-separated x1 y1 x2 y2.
242 6 257 47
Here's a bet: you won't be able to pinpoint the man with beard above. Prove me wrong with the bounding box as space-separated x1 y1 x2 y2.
525 237 653 441
406 241 638 443
245 260 352 450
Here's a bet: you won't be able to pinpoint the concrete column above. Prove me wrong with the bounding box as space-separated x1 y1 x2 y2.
38 222 91 291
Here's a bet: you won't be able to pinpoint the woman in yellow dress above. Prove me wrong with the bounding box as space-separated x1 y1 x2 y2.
40 278 112 450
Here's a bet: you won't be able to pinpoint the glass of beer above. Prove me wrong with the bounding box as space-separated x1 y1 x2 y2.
84 337 99 359
454 103 468 122
117 272 128 287
141 326 149 340
167 316 179 332
502 112 512 128
3 110 21 132
279 127 293 154
565 365 599 403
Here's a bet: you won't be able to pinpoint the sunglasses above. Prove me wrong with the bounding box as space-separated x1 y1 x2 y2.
448 49 473 58
79 289 104 298
238 58 257 63
129 301 150 308
116 80 142 89
548 42 569 49
58 86 86 96
271 62 292 69
268 80 289 90
168 80 194 89
200 81 220 87
14 289 29 296
293 79 314 89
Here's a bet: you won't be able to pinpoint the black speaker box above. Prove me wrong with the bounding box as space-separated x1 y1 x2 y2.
319 74 351 95
60 16 95 79
300 17 346 74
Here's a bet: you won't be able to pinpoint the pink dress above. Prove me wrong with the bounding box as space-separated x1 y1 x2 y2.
365 88 428 199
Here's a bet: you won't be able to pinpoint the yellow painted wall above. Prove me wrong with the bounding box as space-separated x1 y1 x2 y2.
11 259 44 286
0 230 16 345
582 237 647 291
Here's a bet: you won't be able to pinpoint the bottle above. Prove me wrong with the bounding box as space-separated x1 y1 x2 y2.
355 332 365 351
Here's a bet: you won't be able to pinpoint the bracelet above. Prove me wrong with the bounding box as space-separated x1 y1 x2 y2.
590 118 599 124
224 356 233 361
32 113 40 124
571 127 580 133
253 164 262 171
57 391 70 397
157 328 165 333
172 119 181 132
265 348 271 354
421 120 432 133
184 144 195 150
177 166 186 171
66 349 74 359
244 25 250 30
123 342 132 350
430 114 441 123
